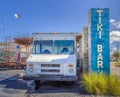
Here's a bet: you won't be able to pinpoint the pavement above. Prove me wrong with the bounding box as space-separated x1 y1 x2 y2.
0 68 119 97
0 70 27 97
0 70 89 97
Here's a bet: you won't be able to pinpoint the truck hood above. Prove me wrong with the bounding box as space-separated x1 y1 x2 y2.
27 54 76 63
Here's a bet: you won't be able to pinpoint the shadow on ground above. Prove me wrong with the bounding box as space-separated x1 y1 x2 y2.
32 72 89 95
0 75 27 90
0 72 89 95
32 80 88 95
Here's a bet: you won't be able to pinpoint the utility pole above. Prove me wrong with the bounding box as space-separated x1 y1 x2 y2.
14 13 22 65
14 14 22 38
4 16 6 50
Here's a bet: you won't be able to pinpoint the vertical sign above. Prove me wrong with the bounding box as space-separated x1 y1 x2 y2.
91 8 110 74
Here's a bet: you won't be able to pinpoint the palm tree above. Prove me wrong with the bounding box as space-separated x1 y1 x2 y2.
112 51 120 61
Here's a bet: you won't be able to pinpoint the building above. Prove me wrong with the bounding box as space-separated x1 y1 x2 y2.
0 37 32 63
79 27 89 73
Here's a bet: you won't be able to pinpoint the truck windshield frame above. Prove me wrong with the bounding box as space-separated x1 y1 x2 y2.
54 40 74 54
33 40 53 54
33 40 74 55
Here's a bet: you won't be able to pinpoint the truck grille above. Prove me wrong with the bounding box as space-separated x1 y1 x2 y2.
41 69 60 72
40 64 61 74
41 64 60 67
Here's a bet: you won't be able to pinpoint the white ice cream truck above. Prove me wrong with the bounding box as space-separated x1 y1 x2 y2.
23 33 78 88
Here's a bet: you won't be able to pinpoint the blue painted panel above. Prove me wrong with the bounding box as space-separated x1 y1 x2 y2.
91 8 110 74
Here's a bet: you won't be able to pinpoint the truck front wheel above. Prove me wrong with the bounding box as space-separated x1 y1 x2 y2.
67 81 75 85
34 80 41 90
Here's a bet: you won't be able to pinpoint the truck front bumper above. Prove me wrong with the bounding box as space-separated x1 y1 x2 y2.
23 74 77 81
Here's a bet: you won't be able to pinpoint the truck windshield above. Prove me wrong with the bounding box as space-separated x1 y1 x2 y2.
33 40 53 54
54 40 74 54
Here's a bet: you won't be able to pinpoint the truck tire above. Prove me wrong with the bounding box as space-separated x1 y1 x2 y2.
67 81 75 85
34 80 41 90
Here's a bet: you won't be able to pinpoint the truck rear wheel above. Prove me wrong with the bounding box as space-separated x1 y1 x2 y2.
34 80 41 90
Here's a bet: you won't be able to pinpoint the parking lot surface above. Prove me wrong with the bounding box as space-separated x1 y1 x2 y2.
0 67 120 97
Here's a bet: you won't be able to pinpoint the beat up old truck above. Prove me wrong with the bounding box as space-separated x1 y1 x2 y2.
23 33 79 88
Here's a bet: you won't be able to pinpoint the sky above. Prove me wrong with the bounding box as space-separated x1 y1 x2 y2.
0 0 120 42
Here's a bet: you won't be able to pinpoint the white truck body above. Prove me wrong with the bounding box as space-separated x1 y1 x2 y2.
24 33 77 81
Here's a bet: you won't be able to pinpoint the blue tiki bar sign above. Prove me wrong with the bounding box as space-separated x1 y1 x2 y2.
90 8 110 74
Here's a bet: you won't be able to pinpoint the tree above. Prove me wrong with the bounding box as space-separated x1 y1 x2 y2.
112 51 120 61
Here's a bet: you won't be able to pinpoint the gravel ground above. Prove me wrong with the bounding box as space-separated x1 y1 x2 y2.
0 67 119 97
111 66 120 76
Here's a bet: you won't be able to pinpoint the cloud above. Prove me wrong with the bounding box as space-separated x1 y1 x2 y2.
117 23 120 29
110 19 116 23
110 19 120 29
110 19 120 43
110 31 120 43
110 31 120 36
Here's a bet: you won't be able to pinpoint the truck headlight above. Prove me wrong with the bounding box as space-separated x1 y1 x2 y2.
28 64 33 72
68 64 73 73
